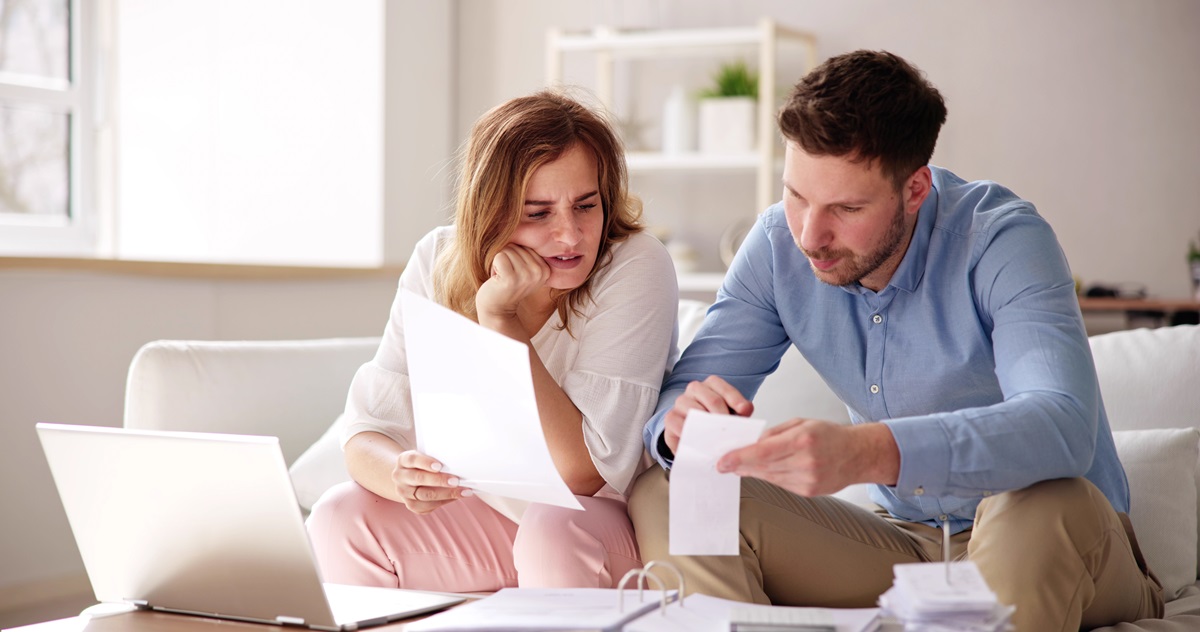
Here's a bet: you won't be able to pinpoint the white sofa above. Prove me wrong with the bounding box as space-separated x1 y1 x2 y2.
123 300 1200 630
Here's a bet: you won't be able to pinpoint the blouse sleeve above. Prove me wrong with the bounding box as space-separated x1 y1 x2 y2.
338 227 448 449
563 232 680 496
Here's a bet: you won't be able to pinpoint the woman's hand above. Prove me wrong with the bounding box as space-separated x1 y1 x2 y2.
392 450 473 515
475 244 551 324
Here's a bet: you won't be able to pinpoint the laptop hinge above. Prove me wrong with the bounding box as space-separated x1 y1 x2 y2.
125 599 151 610
275 615 307 627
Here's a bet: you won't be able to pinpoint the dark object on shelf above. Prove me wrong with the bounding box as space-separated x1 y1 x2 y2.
1085 283 1147 299
1171 310 1200 326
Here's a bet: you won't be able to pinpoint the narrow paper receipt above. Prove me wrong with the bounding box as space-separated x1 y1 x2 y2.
669 410 765 555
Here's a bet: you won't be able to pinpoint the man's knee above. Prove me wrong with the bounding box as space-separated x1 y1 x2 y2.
628 466 669 524
973 477 1118 557
628 466 669 553
979 477 1105 523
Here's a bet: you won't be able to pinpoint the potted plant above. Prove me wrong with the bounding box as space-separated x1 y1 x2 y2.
697 60 759 154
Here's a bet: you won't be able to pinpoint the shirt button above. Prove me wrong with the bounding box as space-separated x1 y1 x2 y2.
872 314 883 324
914 487 925 496
870 384 880 394
939 514 949 522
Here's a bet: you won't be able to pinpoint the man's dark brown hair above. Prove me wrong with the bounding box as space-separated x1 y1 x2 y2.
778 50 947 188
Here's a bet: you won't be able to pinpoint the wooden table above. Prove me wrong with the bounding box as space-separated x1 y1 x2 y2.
1078 297 1200 328
1078 297 1200 314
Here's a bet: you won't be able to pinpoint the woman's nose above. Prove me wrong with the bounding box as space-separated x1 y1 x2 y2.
553 212 582 244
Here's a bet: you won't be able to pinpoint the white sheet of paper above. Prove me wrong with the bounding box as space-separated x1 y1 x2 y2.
401 290 582 510
669 410 766 555
404 587 671 632
626 593 880 632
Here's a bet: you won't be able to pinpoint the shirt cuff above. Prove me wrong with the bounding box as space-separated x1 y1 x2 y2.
883 417 951 498
655 431 675 467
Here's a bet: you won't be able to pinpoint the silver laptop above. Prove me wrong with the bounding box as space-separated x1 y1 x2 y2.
36 423 465 631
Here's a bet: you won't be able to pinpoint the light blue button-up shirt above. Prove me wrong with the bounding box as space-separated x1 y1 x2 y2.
644 166 1129 532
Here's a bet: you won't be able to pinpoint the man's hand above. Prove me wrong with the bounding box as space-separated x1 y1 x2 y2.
663 376 754 454
715 419 900 496
392 450 473 515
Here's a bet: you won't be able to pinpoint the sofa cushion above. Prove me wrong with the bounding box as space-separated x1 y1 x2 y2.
289 413 353 511
1113 428 1200 600
1090 325 1200 578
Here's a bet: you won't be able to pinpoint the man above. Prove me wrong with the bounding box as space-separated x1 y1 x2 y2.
629 50 1163 631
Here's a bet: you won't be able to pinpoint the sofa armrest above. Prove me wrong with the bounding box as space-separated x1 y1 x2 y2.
123 337 379 466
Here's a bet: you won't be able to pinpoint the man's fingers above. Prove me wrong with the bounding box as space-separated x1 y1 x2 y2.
702 376 754 416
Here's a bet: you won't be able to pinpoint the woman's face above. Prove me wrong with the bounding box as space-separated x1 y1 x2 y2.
507 143 605 291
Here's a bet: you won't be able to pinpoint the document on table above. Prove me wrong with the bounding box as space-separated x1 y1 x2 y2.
625 593 881 632
669 410 766 555
401 290 582 510
404 587 674 632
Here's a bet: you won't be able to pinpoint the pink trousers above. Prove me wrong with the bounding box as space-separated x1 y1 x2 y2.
306 481 642 592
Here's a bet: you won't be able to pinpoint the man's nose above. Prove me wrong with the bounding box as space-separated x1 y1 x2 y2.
798 207 833 252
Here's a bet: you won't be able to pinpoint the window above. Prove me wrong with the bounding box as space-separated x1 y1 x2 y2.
1 0 389 267
113 0 385 266
0 0 98 255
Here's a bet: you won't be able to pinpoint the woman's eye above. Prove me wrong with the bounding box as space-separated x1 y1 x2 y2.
576 203 597 212
526 210 549 220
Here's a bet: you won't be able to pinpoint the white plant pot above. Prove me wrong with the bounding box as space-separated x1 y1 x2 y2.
698 96 756 154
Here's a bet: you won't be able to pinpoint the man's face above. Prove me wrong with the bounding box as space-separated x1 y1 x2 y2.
781 143 918 292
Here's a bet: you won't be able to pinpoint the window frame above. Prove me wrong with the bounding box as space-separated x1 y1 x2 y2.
0 0 102 257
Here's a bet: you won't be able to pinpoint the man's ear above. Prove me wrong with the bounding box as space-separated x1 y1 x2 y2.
904 166 932 215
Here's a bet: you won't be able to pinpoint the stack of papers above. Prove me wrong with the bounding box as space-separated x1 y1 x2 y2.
878 561 1014 631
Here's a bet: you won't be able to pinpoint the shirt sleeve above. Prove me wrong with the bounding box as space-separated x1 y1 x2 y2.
643 214 792 469
566 233 680 495
884 210 1102 498
338 228 446 449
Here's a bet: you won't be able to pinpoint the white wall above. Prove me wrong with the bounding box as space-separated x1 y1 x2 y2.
0 2 455 626
455 0 1200 299
3 0 1198 626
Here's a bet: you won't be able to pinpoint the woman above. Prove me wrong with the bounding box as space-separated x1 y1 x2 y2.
306 90 679 591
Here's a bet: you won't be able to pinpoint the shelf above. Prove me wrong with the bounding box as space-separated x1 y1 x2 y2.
550 25 815 58
626 151 759 171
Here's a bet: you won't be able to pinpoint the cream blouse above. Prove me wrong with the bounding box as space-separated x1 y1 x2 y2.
340 225 679 522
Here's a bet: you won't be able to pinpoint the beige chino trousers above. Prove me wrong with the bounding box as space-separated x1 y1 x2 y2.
629 467 1163 632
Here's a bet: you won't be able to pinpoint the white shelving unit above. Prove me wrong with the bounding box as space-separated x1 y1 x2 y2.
545 19 817 292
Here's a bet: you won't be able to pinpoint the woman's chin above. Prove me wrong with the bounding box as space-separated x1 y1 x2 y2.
546 272 589 292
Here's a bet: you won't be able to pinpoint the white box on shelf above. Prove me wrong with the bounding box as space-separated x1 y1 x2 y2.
698 96 756 154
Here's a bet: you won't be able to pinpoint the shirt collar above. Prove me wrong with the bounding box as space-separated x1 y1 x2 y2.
839 177 940 297
887 182 939 293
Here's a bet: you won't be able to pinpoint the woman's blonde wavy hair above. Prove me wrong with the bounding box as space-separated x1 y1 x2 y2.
434 89 643 332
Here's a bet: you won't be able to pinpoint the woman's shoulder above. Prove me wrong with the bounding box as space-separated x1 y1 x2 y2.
411 225 456 260
590 230 676 297
608 230 672 266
